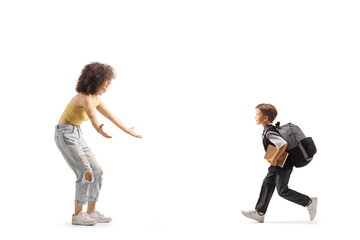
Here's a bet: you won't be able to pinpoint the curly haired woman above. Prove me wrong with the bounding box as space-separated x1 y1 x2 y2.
54 62 142 226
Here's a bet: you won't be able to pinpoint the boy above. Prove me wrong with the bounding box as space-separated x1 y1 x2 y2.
241 104 317 223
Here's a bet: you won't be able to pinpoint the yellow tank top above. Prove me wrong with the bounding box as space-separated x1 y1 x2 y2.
62 100 90 126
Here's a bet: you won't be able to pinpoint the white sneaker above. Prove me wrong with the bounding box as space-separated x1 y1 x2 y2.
89 210 112 223
72 211 97 226
241 210 265 223
307 197 318 221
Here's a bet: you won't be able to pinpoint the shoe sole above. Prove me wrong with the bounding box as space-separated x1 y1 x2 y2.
241 211 264 223
72 222 97 226
310 197 318 221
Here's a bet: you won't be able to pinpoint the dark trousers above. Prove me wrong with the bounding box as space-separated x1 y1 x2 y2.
255 168 311 214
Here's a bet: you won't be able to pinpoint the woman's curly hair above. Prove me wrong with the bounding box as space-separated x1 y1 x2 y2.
76 62 115 94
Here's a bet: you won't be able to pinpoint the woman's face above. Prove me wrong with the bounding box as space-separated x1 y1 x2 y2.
100 79 111 93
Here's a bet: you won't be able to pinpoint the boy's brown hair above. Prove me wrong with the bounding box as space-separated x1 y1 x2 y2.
256 103 278 123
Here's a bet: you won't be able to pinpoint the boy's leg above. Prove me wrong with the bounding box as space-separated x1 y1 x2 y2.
275 168 311 207
255 172 276 214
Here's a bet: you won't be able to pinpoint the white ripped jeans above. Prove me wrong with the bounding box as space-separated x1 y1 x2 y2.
55 124 103 205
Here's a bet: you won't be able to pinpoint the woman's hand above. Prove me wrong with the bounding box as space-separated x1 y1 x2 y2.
126 127 142 138
98 124 112 138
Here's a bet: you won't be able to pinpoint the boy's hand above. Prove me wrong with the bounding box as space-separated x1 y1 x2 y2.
268 157 277 166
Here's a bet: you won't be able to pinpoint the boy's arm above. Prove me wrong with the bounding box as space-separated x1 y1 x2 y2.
268 143 288 166
266 133 288 166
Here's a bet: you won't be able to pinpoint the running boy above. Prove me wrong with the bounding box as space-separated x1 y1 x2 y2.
241 103 317 223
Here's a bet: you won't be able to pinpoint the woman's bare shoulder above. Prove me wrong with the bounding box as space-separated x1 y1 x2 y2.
74 93 97 107
96 96 104 105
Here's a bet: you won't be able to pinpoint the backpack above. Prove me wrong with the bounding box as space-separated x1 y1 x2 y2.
275 122 317 168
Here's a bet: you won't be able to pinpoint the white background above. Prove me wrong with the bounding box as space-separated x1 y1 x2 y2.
1 0 359 239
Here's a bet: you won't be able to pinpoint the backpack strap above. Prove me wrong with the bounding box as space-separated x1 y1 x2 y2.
263 124 280 140
275 121 280 129
262 124 279 151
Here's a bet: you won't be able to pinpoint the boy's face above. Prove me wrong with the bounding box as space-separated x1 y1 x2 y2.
255 108 269 126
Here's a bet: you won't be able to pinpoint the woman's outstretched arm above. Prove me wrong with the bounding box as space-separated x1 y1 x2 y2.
96 97 142 138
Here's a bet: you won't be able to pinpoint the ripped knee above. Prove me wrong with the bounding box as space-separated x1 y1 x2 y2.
100 169 103 175
85 170 93 181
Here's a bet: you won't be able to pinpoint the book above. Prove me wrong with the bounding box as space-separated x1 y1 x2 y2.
264 144 289 168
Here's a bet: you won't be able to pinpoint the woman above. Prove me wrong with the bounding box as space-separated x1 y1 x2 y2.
55 62 142 225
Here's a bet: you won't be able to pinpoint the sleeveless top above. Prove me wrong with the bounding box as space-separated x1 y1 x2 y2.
61 100 90 126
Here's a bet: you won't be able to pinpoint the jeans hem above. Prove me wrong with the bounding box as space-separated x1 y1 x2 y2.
88 197 98 202
74 200 88 206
